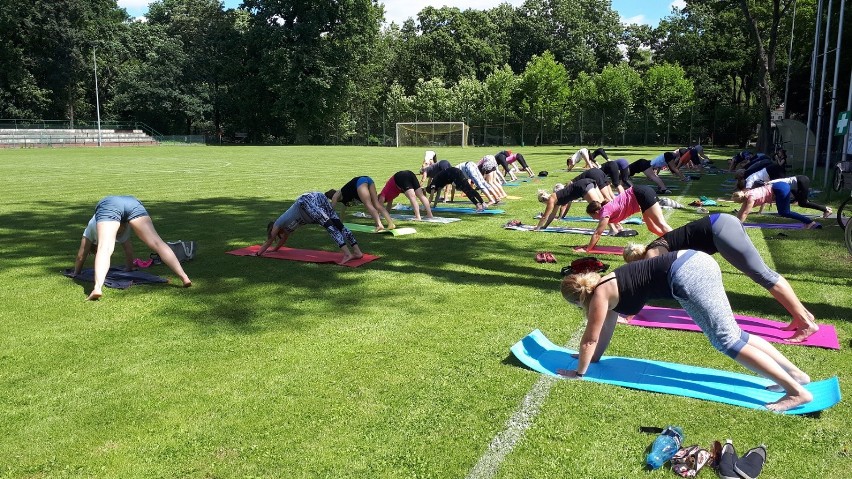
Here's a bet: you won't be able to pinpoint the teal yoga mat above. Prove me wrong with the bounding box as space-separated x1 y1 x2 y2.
534 215 643 225
511 329 841 415
343 223 417 236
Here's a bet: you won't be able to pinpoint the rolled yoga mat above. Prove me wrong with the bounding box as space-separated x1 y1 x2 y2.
511 329 841 415
628 306 839 349
226 245 379 268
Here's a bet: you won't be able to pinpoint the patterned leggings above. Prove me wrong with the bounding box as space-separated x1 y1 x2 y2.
300 192 357 248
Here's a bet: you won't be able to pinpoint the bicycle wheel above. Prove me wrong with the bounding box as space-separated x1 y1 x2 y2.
846 214 852 255
839 196 852 229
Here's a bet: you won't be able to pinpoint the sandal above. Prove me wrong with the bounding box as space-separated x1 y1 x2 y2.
823 206 833 218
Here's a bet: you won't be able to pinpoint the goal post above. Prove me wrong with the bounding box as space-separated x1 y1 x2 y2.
395 122 469 148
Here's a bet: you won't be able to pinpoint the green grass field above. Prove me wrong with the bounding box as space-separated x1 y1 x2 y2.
0 145 850 478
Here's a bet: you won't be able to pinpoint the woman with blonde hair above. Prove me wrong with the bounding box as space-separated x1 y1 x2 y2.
732 181 824 229
559 250 813 412
622 213 819 342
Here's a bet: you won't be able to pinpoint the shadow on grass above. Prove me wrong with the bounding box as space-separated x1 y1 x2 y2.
0 196 561 334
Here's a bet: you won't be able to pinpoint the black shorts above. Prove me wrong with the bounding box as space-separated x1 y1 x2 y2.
393 170 420 191
601 162 623 187
633 185 658 212
628 159 651 176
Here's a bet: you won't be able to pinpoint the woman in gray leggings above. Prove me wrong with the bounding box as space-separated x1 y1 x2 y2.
560 250 813 413
622 213 818 342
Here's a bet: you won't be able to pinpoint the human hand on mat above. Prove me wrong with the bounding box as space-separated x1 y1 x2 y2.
573 246 587 253
556 369 583 379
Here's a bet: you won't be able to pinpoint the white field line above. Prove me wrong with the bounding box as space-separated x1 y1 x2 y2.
466 180 692 479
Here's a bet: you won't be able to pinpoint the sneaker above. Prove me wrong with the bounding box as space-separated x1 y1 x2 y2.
734 445 766 479
718 440 739 479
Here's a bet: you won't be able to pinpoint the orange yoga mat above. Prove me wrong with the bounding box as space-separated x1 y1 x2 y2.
226 245 379 267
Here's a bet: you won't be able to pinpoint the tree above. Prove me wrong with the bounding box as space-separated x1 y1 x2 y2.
594 64 643 142
643 63 695 144
517 51 569 145
412 78 452 122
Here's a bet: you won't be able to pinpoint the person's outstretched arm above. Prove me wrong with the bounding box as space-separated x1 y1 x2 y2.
737 198 755 222
578 217 609 251
534 197 558 229
272 230 291 251
256 226 286 256
559 293 618 378
73 237 93 275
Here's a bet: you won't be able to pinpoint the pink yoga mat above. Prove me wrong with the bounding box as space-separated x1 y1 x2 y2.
226 245 379 268
570 245 624 256
628 306 839 349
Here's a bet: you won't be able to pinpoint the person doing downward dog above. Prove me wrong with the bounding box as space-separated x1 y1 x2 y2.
650 149 689 181
622 213 819 342
477 155 509 198
579 185 673 252
625 158 671 194
566 147 606 171
534 179 604 230
599 159 631 195
494 150 517 181
73 195 192 300
257 192 363 265
326 176 396 232
378 171 434 220
559 250 813 412
426 166 486 211
732 181 823 229
572 167 616 202
506 152 535 178
457 161 501 205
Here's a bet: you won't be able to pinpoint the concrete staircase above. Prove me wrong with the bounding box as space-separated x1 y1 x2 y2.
0 128 158 147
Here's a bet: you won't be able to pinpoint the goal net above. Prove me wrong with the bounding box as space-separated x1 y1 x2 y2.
395 122 469 147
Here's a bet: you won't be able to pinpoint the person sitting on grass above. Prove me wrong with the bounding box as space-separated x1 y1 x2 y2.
256 192 363 265
326 176 396 232
378 170 434 221
577 185 673 252
559 250 813 413
425 166 486 212
732 180 825 229
73 195 192 301
534 179 605 230
622 213 820 342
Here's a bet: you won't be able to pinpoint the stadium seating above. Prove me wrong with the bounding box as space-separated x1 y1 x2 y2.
0 128 157 147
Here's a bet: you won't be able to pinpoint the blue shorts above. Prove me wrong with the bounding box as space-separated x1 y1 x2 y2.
94 196 149 223
356 177 374 188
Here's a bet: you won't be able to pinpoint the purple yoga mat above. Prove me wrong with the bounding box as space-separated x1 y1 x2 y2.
628 306 839 349
743 222 805 230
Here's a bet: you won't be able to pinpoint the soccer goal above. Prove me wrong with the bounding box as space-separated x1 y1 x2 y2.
395 122 469 148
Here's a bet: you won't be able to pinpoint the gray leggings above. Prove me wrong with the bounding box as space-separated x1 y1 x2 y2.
710 213 780 289
669 251 750 358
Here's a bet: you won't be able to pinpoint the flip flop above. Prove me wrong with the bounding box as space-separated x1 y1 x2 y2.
734 445 767 479
718 440 739 479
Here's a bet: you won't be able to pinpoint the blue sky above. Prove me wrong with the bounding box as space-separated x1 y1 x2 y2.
117 0 685 27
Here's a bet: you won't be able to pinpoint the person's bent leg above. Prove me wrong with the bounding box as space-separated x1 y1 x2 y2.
671 252 811 412
90 221 122 300
129 216 191 287
642 203 672 235
403 189 421 220
643 168 668 190
414 188 434 218
368 183 395 229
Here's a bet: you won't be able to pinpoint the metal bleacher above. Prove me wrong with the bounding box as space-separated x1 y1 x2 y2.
0 128 158 147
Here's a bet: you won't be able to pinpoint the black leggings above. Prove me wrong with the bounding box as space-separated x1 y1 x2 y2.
792 175 828 213
633 185 659 212
628 159 651 177
495 153 511 174
433 168 485 205
514 153 530 169
591 148 609 162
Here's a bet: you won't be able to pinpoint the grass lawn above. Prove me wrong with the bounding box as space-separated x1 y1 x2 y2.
0 145 849 478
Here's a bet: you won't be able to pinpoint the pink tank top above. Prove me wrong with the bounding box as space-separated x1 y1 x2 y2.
599 187 640 224
745 184 773 206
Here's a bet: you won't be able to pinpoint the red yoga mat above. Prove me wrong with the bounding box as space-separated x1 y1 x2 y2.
628 306 839 349
226 245 379 268
570 245 624 255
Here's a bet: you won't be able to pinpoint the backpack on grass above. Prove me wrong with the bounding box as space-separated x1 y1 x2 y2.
151 240 197 264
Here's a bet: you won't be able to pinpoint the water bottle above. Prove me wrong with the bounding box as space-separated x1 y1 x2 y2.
645 426 684 469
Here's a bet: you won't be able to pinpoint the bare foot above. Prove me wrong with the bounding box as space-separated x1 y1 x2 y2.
617 315 630 324
182 280 192 288
766 371 811 392
387 222 396 230
338 252 354 265
86 290 103 301
787 324 819 343
766 389 813 412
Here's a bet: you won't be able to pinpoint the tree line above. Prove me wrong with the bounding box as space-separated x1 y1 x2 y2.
0 0 849 149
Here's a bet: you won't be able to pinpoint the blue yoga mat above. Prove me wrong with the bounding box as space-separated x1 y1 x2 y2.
63 267 168 289
394 205 504 215
511 329 841 415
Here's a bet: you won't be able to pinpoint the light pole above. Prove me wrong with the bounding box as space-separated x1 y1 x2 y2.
93 47 102 147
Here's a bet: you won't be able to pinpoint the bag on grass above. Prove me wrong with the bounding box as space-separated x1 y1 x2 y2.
151 240 197 264
561 257 609 276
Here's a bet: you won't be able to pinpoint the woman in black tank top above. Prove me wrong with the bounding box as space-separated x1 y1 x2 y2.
558 250 813 413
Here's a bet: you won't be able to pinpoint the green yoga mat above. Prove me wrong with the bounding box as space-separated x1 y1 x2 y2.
511 329 841 415
343 223 417 236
